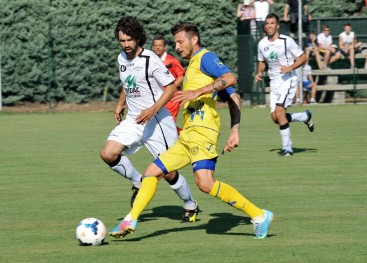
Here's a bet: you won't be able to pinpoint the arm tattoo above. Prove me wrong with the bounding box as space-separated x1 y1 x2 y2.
211 79 227 93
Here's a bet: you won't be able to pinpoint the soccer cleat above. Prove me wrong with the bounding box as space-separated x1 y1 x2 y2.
109 219 137 239
130 186 140 207
252 210 274 239
279 149 293 156
304 110 314 132
182 201 200 223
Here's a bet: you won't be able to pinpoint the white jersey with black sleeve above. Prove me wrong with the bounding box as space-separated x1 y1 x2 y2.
118 49 175 120
257 34 304 80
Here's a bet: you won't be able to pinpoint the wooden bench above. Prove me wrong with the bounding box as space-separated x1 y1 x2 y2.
311 68 367 103
263 68 367 104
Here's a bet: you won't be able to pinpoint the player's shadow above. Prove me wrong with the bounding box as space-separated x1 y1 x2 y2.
270 147 318 154
112 205 259 242
117 205 185 222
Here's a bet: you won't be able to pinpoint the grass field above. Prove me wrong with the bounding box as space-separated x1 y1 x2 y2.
0 104 366 263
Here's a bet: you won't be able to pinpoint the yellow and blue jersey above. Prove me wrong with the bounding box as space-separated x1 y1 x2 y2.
182 48 235 132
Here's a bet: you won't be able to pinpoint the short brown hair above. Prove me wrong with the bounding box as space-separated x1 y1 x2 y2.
171 22 201 46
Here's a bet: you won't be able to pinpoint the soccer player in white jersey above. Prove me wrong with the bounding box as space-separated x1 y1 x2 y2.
100 16 199 222
255 13 315 156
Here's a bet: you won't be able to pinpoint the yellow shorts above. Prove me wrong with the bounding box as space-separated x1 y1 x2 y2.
155 126 219 173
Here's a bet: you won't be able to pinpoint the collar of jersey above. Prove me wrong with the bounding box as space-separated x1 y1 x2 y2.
193 47 206 57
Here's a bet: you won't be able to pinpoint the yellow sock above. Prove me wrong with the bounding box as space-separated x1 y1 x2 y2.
209 180 264 218
130 177 158 220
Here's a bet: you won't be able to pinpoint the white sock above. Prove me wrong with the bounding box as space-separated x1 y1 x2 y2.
252 211 266 223
290 112 308 122
111 155 142 188
169 173 196 210
280 127 292 151
123 213 132 221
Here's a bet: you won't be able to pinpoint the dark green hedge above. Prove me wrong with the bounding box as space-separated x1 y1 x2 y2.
1 0 365 105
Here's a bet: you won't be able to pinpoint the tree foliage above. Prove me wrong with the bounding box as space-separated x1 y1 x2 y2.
0 0 366 105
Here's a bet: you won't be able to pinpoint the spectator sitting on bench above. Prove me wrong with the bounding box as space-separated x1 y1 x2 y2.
317 25 341 69
305 31 324 69
296 64 317 104
338 23 367 69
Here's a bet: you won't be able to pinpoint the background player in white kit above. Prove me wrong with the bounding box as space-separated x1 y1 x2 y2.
100 16 199 222
255 13 315 156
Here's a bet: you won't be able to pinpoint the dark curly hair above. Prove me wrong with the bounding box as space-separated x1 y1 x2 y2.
170 21 201 46
115 16 147 47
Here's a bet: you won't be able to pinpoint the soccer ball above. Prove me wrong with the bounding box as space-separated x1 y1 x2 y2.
76 218 106 246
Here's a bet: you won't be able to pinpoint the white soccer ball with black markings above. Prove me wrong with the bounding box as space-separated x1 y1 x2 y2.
76 218 106 246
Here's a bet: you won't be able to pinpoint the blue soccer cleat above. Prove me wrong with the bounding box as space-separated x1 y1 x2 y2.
109 218 137 239
252 210 274 239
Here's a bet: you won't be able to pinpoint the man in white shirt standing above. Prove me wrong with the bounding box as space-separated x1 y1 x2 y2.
253 0 274 37
255 13 314 156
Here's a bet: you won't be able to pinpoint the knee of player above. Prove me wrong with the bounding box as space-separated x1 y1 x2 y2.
142 160 166 180
195 176 215 194
163 171 178 182
196 182 212 194
100 149 118 164
274 111 284 122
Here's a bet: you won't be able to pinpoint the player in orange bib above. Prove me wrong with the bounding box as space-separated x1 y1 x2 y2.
152 35 185 134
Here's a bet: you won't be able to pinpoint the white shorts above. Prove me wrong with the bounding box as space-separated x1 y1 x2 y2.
107 108 177 158
269 72 297 113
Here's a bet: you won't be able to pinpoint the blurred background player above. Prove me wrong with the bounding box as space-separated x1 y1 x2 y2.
255 13 314 157
152 35 185 133
100 16 199 223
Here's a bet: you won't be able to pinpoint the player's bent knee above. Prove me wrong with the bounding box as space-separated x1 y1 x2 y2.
163 171 178 182
100 149 118 165
197 183 211 194
142 159 166 180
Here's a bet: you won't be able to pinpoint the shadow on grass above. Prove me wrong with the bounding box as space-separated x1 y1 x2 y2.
270 147 318 154
112 205 263 242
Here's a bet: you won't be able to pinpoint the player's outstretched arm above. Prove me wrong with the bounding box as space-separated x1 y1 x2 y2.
173 72 237 105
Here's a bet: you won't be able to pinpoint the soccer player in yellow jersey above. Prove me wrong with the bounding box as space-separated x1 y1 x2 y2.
110 21 273 239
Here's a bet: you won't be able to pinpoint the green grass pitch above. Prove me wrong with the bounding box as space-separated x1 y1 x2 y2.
0 104 366 263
